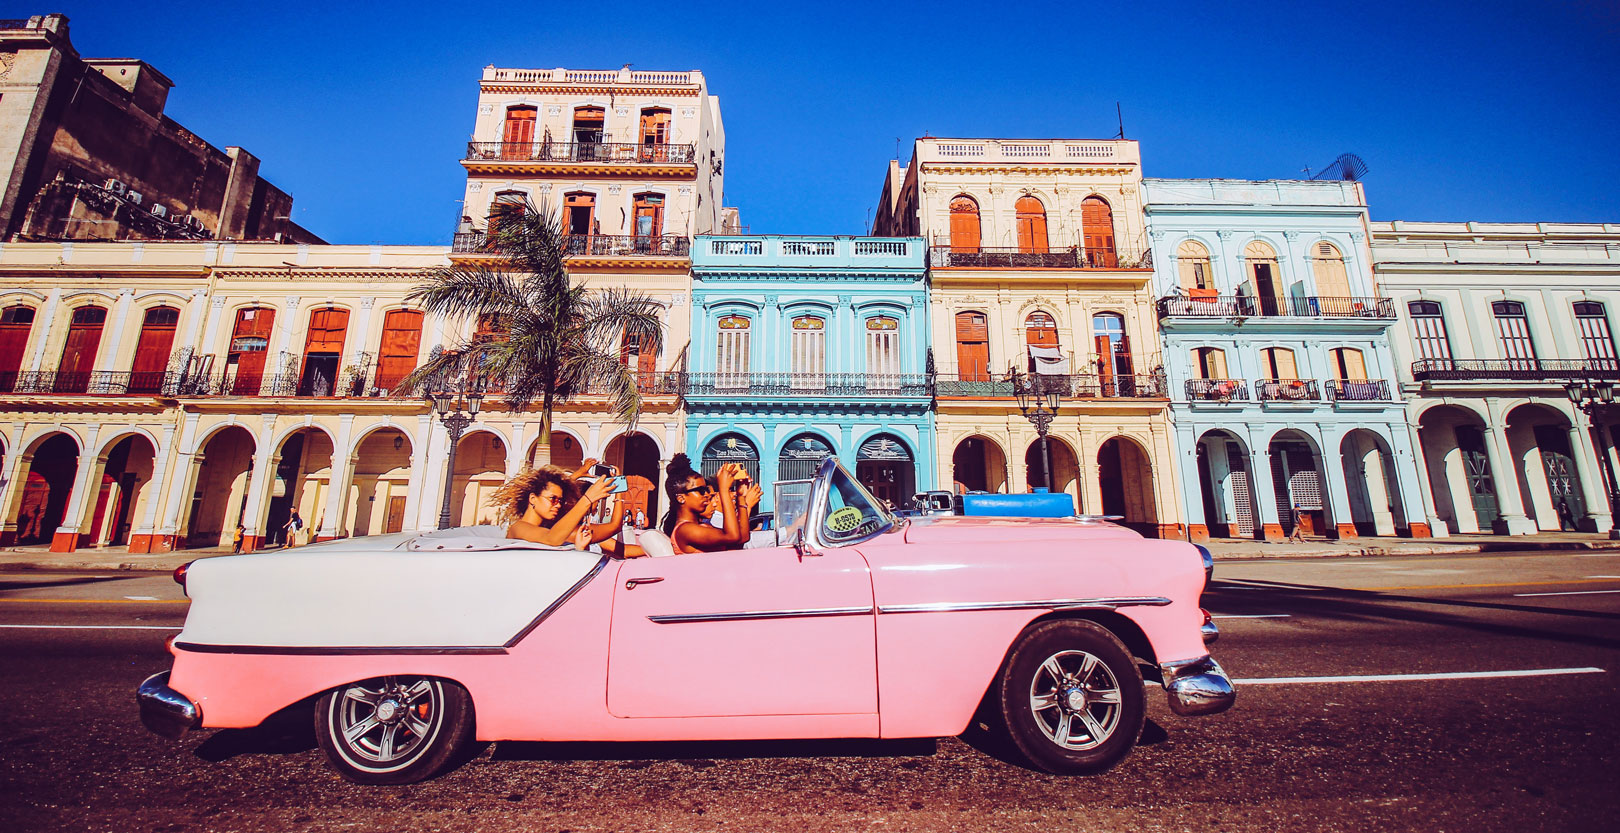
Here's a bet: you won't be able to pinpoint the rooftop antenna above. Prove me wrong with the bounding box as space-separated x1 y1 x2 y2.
1115 103 1125 139
1309 152 1369 181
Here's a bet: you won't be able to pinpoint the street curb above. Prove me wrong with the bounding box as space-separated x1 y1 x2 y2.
1209 540 1620 560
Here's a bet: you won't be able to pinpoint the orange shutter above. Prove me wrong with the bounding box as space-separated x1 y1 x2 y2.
376 310 423 390
502 107 536 159
955 312 990 381
1025 313 1059 348
130 307 178 393
1081 197 1116 267
59 307 107 391
228 307 275 394
949 197 980 252
1015 196 1048 253
302 307 349 355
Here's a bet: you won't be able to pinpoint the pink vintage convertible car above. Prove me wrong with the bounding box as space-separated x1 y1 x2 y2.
138 458 1233 784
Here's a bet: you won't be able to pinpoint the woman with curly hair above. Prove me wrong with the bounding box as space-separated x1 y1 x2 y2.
493 466 643 555
660 454 761 554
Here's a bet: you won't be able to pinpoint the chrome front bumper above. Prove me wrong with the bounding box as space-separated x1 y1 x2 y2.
1159 655 1236 717
137 671 201 739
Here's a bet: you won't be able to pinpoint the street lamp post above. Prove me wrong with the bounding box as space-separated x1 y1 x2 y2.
429 385 484 530
1009 368 1063 491
1564 379 1620 540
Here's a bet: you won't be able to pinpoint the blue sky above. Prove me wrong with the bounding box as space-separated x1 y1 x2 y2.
49 0 1620 243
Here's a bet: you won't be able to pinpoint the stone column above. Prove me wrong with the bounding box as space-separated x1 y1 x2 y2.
26 289 61 372
237 417 280 551
1568 420 1614 533
0 446 29 546
128 424 176 553
317 415 355 541
102 289 135 373
1247 427 1283 541
1482 426 1535 535
50 425 104 552
400 415 431 533
1317 427 1358 539
1402 421 1447 538
157 413 202 548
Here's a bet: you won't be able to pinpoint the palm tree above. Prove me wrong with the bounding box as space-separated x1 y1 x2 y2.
402 199 667 466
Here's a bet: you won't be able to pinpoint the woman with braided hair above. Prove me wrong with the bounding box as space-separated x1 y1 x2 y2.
659 453 761 554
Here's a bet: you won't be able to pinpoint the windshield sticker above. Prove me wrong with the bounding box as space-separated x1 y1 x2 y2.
826 506 864 534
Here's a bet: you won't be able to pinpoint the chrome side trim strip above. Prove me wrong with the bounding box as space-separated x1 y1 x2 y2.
648 606 874 624
877 596 1172 615
173 643 507 656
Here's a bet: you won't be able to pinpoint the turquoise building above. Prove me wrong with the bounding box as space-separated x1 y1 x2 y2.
686 235 933 508
1144 179 1430 541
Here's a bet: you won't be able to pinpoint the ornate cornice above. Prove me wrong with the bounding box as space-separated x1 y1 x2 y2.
478 84 702 98
920 164 1136 177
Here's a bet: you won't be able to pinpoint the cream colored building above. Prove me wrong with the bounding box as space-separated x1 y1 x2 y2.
873 138 1184 538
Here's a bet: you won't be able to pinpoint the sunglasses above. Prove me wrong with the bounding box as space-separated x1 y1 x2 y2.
683 485 715 496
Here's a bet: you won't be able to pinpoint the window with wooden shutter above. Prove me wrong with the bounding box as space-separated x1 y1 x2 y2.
1176 240 1212 293
1574 301 1617 369
1407 300 1453 361
791 316 826 389
633 193 664 244
502 106 537 159
130 306 179 393
227 307 275 395
621 329 659 392
299 307 350 396
1311 241 1351 298
1025 311 1059 348
565 192 596 238
1492 300 1536 367
57 306 107 392
1015 196 1048 253
375 309 423 392
1260 346 1298 379
866 316 900 388
639 108 671 161
1192 346 1228 380
1092 313 1132 389
573 106 605 149
716 315 751 389
1081 197 1116 267
949 196 980 252
0 305 37 393
955 311 990 381
1330 347 1367 380
489 190 526 238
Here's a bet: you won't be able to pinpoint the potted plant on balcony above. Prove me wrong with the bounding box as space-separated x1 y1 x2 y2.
400 198 665 467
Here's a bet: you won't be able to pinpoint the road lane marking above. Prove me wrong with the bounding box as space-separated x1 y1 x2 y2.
1222 578 1620 593
1211 614 1291 619
1234 667 1605 685
1587 575 1620 579
0 624 181 630
1513 589 1620 597
123 595 159 601
0 598 187 604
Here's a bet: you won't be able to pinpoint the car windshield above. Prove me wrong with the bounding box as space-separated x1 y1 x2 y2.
819 463 894 544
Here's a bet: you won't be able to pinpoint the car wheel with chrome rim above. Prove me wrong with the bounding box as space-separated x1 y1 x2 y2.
995 619 1144 774
313 676 476 784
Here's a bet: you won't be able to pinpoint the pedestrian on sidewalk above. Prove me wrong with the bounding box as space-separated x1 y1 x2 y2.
231 523 245 554
1288 503 1307 543
283 511 304 548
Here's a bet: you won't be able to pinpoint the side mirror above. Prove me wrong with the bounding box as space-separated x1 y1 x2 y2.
792 526 820 561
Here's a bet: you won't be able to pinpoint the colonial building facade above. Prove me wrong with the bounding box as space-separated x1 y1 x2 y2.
1374 221 1620 536
686 235 933 508
1146 179 1429 541
874 138 1183 538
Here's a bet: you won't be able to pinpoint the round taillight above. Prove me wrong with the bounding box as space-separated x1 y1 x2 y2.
172 561 191 589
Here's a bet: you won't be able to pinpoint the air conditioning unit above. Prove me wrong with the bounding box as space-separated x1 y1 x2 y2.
105 179 127 195
183 215 206 231
126 191 143 205
150 204 169 219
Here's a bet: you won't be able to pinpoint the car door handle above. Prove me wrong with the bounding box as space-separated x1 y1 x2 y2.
625 577 664 590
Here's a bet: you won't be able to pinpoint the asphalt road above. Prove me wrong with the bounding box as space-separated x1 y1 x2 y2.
1 552 1617 832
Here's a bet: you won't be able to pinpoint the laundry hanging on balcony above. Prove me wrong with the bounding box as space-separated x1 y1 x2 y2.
1028 345 1070 375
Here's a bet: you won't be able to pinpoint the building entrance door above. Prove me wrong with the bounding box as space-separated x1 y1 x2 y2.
1455 427 1500 528
1534 425 1585 530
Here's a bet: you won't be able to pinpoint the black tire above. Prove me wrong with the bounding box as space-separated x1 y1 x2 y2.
313 676 476 785
993 619 1145 775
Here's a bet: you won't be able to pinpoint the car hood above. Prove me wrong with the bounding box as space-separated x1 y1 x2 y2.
901 515 1144 546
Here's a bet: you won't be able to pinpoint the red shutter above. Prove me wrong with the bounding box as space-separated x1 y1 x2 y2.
1095 335 1114 386
375 310 423 390
1025 313 1059 348
0 307 35 392
229 307 275 395
58 307 107 392
1081 197 1116 267
130 307 178 393
502 107 536 159
955 312 989 381
949 197 980 252
302 307 349 355
1015 196 1048 253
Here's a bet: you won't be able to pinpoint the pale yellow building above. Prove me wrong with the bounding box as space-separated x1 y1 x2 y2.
874 138 1184 537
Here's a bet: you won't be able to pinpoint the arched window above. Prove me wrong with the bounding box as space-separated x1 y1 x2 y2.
375 309 424 392
621 326 658 392
501 106 537 159
633 193 665 245
1093 312 1133 393
130 305 179 393
866 316 901 385
0 305 36 393
1081 196 1116 267
639 107 671 161
790 315 826 388
299 306 350 396
1407 300 1452 362
1330 347 1367 380
564 191 596 240
1574 301 1617 369
949 196 980 252
716 315 751 389
472 313 509 392
488 190 526 238
227 306 275 395
55 306 107 392
1244 241 1281 314
1191 346 1228 380
1176 240 1213 293
572 105 605 154
1311 241 1351 299
1015 195 1048 253
1492 300 1536 366
1025 311 1059 348
955 310 990 381
1259 346 1298 380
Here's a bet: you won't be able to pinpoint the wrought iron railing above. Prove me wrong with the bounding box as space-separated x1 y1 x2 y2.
1328 379 1390 401
1410 358 1620 382
686 373 930 397
929 245 1152 270
932 373 1167 398
1257 378 1321 402
1157 295 1396 319
1185 379 1250 402
0 370 142 395
465 141 696 164
453 231 690 257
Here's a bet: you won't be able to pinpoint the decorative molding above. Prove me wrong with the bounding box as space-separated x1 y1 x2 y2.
285 296 302 310
547 105 562 116
615 106 630 117
467 182 483 192
608 184 623 195
680 106 696 118
1217 230 1234 240
478 104 494 115
1283 230 1299 240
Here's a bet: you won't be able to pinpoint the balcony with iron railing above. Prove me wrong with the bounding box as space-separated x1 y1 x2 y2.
933 373 1167 399
686 373 930 399
453 231 690 257
1157 295 1396 319
1256 378 1321 402
464 141 696 166
929 242 1152 270
0 370 157 396
1328 379 1391 401
1410 358 1620 383
1185 379 1250 402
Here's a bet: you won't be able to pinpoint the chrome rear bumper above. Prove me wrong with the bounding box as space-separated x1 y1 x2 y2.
1160 655 1236 717
137 671 201 739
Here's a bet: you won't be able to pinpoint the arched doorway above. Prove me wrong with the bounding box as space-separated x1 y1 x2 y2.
453 432 507 527
264 428 334 546
952 436 1007 493
779 433 834 481
604 432 661 527
702 433 761 483
1099 437 1158 535
1506 403 1590 531
530 430 584 471
1340 429 1405 537
857 434 915 509
1268 430 1326 538
1196 430 1258 539
186 426 255 548
1417 405 1498 534
1024 437 1078 501
13 433 78 545
351 429 413 536
88 434 158 547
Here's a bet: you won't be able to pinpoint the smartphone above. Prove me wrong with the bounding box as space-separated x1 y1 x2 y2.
592 464 615 477
609 476 628 493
